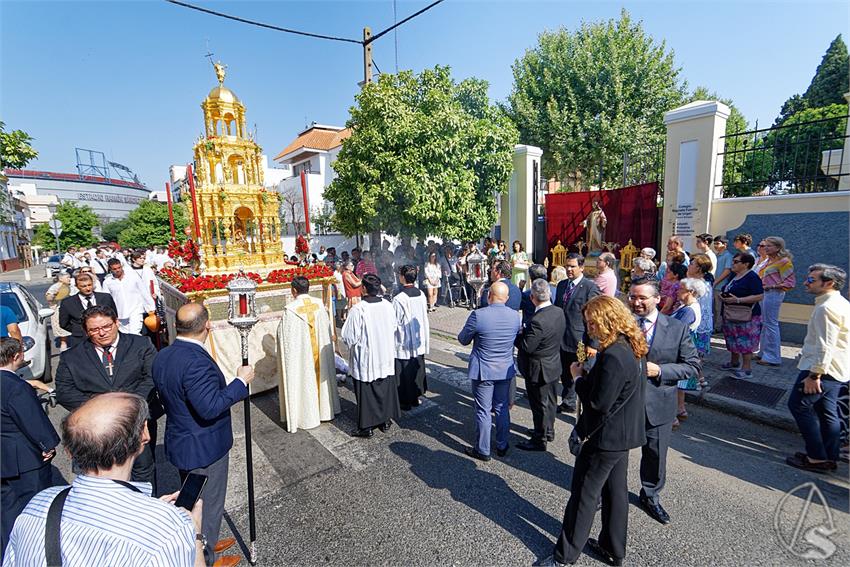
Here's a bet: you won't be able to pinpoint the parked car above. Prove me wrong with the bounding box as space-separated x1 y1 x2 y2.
44 254 64 281
0 282 54 382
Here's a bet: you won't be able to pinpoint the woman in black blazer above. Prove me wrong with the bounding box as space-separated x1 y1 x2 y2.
546 295 647 567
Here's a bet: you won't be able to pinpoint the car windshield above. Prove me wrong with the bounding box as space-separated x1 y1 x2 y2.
48 255 62 262
0 292 29 323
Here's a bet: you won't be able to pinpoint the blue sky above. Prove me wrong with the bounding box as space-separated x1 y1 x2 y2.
2 1 847 191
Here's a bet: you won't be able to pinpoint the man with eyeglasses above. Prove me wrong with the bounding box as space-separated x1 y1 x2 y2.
627 277 700 526
786 264 850 472
55 305 158 485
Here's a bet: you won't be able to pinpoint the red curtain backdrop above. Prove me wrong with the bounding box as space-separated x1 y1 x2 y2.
545 182 659 254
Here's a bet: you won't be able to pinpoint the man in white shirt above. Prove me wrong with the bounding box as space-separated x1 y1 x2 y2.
91 249 110 282
103 259 155 335
786 264 850 473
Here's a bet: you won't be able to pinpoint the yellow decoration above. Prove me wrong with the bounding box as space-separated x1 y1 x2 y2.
620 239 638 271
550 240 567 267
187 61 284 274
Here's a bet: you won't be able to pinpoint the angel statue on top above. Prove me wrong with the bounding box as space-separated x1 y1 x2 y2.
581 200 607 253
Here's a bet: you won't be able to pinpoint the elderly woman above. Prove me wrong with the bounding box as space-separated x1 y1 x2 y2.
546 295 647 567
551 265 568 287
756 236 796 367
672 277 708 424
46 272 73 350
631 257 656 280
341 261 362 320
720 253 765 380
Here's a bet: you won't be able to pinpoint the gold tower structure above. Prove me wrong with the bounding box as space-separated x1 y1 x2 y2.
188 61 284 274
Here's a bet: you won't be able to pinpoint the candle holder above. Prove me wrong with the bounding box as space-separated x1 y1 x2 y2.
466 248 487 309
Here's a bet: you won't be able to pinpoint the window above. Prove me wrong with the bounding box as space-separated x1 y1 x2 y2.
0 292 29 323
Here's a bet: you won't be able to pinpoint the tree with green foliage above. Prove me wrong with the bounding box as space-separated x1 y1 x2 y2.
117 200 188 248
101 218 132 243
0 122 39 169
325 65 518 240
33 202 98 251
508 9 685 189
775 35 848 125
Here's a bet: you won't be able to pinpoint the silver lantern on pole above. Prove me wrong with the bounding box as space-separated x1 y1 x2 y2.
226 270 259 564
465 248 488 309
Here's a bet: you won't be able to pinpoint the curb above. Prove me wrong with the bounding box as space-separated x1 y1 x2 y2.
684 389 798 432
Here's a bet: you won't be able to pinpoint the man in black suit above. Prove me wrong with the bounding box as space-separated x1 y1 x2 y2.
479 260 522 311
59 272 117 348
1 338 60 559
55 305 158 486
520 264 558 325
516 279 566 451
553 253 601 413
628 277 700 525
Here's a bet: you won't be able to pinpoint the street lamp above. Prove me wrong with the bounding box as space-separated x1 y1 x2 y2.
47 202 61 254
225 270 259 564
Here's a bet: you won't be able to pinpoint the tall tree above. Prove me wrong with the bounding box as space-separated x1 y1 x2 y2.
118 199 188 248
803 35 849 109
325 65 518 240
507 9 685 188
101 218 132 243
0 122 39 169
32 201 99 251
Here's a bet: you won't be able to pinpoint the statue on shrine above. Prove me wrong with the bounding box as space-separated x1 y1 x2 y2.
582 200 607 253
213 60 227 85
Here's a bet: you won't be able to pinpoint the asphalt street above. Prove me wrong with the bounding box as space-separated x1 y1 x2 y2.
11 273 850 566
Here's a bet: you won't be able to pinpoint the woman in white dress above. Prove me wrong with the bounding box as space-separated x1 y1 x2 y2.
423 252 441 312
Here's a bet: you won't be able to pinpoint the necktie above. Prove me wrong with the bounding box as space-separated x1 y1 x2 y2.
84 295 93 309
563 280 575 303
102 345 114 378
639 317 649 338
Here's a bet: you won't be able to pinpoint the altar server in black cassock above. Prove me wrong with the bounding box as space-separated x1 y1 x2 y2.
393 265 430 410
342 274 401 438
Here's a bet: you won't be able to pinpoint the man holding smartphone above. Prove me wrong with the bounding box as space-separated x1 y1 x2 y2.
153 303 254 566
4 393 206 567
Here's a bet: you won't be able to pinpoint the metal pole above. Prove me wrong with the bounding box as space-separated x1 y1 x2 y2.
363 27 373 85
240 331 258 564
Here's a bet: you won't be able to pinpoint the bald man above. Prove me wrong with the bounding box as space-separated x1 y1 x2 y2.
458 281 522 461
153 303 253 564
5 393 204 566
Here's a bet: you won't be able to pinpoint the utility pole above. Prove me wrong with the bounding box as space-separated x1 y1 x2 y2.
363 27 373 85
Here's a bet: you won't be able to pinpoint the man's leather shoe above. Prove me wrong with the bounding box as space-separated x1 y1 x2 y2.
786 453 836 472
556 402 576 414
464 446 491 462
212 556 241 567
517 440 547 452
538 554 573 566
379 421 392 432
496 445 509 457
213 538 236 554
587 538 622 566
351 428 374 438
639 495 670 524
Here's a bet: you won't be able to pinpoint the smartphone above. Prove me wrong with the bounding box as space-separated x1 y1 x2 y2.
175 473 208 511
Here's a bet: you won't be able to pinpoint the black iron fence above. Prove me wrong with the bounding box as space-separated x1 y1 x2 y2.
717 114 849 197
544 143 665 196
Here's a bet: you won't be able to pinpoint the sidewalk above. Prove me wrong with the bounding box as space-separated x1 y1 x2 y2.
0 265 53 284
426 304 801 432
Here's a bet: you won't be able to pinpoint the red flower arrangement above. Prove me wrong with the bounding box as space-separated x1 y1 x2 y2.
295 234 310 255
167 239 201 264
160 265 331 294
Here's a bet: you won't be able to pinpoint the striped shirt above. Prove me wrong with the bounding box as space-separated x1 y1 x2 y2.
758 256 796 291
3 475 196 567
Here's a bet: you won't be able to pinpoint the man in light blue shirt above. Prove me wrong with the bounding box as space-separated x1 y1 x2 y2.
3 393 204 567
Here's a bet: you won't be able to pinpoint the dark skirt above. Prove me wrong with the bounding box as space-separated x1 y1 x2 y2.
396 356 427 407
353 374 401 430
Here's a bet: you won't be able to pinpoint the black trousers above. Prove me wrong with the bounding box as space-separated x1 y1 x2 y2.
554 447 630 564
1 465 52 559
639 417 673 505
131 418 157 493
526 379 557 442
559 350 578 403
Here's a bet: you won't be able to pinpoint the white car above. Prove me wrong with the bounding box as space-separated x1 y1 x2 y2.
0 282 54 381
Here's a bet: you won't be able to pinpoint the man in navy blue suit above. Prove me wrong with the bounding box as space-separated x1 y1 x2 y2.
459 282 522 461
1 338 60 559
153 303 254 564
479 260 522 311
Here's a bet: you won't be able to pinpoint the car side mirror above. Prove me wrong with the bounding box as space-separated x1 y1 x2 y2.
38 308 54 319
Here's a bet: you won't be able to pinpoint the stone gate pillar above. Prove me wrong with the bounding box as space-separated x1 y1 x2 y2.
661 101 730 252
501 144 543 259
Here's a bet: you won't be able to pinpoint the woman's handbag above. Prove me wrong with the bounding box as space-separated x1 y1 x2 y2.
723 302 753 323
568 359 644 457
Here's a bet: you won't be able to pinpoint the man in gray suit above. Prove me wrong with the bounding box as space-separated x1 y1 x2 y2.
458 282 522 461
628 277 700 525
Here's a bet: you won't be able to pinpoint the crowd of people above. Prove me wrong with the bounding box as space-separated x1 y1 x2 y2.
1 231 847 566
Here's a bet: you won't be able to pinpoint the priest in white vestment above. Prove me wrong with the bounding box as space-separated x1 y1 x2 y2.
277 276 340 433
393 264 430 410
103 259 155 335
341 274 401 438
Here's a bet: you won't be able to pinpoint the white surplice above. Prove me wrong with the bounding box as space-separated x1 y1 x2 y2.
341 298 396 382
277 294 340 433
392 287 430 360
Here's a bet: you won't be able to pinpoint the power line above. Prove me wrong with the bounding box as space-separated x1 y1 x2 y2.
367 0 445 45
163 0 361 44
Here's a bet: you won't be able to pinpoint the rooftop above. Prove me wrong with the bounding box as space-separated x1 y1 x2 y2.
274 125 351 163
